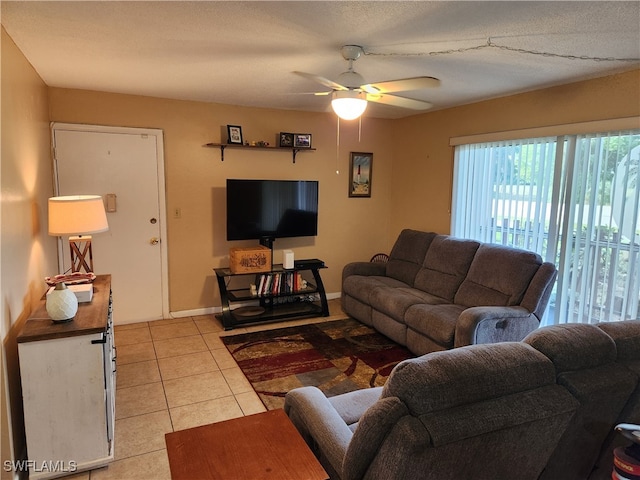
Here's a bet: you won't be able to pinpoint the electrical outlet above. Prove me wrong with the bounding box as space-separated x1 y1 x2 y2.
174 208 182 219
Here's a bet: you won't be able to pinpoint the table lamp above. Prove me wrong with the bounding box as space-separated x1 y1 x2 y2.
48 195 109 273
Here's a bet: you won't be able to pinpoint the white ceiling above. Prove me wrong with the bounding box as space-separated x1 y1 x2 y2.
2 1 639 119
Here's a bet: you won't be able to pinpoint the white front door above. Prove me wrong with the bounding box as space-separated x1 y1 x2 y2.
52 123 168 324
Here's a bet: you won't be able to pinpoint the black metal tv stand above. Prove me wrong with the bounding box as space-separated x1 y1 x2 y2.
214 260 329 330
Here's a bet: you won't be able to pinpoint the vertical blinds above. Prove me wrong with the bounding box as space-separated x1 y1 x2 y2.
452 129 640 325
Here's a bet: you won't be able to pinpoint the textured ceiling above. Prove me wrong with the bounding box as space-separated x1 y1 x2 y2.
2 1 639 119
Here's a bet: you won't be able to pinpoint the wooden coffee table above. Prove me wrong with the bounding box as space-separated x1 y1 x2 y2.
165 409 328 480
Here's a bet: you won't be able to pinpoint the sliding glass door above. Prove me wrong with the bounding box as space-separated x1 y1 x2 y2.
452 129 640 325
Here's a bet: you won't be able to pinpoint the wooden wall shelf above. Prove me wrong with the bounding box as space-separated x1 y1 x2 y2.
205 143 316 163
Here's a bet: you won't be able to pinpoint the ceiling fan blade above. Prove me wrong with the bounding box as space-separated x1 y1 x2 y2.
362 76 440 94
366 93 433 110
287 91 332 96
293 71 348 91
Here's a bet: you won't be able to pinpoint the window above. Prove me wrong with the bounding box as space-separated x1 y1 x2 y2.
452 129 640 325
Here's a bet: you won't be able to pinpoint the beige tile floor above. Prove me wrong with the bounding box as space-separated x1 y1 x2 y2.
63 299 344 480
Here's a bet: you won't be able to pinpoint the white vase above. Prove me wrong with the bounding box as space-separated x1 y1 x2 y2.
46 282 78 322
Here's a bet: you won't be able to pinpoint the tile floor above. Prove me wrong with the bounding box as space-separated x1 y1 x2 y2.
63 299 344 480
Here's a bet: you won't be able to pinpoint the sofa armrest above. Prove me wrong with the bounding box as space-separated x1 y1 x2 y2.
520 262 558 319
342 396 409 480
284 386 354 478
454 306 540 348
328 386 383 426
342 261 387 281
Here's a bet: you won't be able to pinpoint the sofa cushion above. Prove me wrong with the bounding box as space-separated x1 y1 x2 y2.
454 244 543 308
369 287 447 322
597 320 640 362
341 295 374 326
406 329 449 355
523 323 616 373
414 235 480 302
372 310 409 346
342 275 408 305
386 229 437 286
405 303 467 348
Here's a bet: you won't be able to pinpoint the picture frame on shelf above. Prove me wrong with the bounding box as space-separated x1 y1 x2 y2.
349 152 373 198
279 132 294 148
227 125 243 145
293 133 312 148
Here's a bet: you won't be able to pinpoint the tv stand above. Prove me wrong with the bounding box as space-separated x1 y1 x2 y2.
214 261 329 330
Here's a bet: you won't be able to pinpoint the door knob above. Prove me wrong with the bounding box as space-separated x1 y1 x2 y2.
150 237 160 245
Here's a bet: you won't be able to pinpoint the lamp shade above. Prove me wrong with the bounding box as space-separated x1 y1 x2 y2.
48 195 109 236
331 90 368 120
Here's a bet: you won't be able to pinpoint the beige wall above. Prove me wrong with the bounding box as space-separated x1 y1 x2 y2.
390 69 640 236
1 27 57 478
48 90 396 312
47 69 640 314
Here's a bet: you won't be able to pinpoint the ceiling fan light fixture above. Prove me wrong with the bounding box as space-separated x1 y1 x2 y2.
331 90 367 120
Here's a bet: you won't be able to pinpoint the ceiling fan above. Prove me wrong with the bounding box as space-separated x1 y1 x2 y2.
294 45 440 120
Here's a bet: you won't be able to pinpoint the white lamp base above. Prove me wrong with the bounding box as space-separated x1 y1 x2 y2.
46 283 79 322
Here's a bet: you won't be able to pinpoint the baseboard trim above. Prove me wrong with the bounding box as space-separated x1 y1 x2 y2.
169 292 341 319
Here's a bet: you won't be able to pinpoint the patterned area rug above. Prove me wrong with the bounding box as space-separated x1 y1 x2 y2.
222 318 414 410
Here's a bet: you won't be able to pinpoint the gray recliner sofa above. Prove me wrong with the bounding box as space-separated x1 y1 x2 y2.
342 229 557 355
589 320 640 479
285 341 580 480
284 320 640 480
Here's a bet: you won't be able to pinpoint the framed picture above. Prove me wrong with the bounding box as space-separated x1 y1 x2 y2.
293 133 312 148
227 125 243 145
279 132 294 147
349 152 373 197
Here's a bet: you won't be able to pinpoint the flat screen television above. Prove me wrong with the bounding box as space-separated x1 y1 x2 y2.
226 179 319 247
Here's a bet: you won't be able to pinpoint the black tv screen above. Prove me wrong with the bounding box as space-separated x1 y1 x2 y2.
226 179 319 244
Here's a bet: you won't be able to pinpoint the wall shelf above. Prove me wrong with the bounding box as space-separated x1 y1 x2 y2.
205 143 316 163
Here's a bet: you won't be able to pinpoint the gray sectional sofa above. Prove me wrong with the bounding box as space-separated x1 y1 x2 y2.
342 229 558 355
525 321 640 480
284 320 640 480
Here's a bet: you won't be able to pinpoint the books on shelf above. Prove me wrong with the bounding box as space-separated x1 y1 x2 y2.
255 272 308 296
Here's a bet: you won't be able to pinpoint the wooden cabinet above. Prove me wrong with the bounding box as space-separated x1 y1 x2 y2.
18 275 115 479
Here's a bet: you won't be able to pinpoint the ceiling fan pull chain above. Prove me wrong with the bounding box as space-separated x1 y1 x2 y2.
336 117 340 175
358 116 362 142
